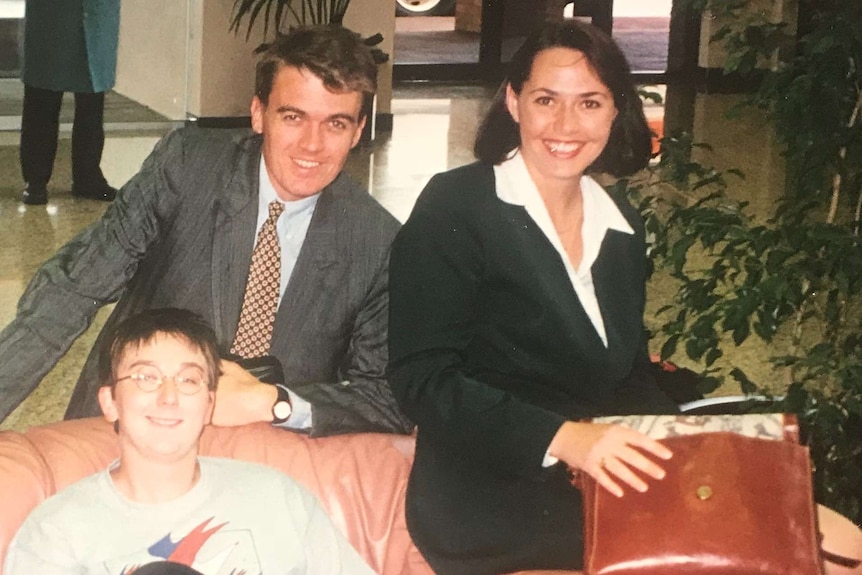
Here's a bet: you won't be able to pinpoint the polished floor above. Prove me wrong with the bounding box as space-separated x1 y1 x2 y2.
0 78 784 432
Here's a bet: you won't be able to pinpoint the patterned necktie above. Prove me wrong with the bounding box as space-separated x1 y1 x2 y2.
231 200 285 358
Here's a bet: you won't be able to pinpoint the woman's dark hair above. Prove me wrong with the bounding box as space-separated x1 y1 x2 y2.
473 19 652 177
98 308 221 392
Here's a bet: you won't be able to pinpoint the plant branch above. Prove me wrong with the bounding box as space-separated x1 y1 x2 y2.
855 185 862 237
828 82 862 224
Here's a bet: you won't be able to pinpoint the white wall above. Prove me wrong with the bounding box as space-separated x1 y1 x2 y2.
344 0 395 115
115 0 190 120
115 0 395 119
193 0 258 118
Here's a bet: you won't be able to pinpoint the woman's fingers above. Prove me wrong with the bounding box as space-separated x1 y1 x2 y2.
551 421 674 495
551 422 673 497
604 457 645 494
594 463 625 498
617 443 669 481
601 446 664 494
624 430 673 463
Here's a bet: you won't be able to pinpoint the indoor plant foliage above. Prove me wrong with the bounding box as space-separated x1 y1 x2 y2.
231 0 353 38
230 0 387 63
630 0 862 521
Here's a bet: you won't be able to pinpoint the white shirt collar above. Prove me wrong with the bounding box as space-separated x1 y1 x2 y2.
495 151 633 271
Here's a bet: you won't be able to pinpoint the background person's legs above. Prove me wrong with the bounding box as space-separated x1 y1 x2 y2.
19 84 63 205
70 91 115 202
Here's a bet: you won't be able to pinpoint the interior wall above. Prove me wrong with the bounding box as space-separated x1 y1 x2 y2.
115 0 395 120
194 0 258 118
114 0 190 120
344 0 395 116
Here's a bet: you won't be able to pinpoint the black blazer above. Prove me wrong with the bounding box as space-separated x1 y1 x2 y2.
0 127 413 436
388 163 676 574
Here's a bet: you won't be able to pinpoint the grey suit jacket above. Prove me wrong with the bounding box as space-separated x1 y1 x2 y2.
0 126 413 436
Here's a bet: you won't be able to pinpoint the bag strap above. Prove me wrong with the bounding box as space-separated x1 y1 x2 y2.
819 528 862 569
822 547 861 569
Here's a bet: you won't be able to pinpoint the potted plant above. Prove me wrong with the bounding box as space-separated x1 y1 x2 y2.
229 0 387 64
230 0 354 38
624 0 862 523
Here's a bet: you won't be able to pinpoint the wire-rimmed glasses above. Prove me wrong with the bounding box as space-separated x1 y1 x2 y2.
115 370 207 395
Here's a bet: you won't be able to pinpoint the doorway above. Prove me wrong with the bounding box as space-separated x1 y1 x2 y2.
393 0 674 82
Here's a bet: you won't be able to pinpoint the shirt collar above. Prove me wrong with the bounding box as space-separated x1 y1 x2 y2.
495 150 634 236
258 155 320 216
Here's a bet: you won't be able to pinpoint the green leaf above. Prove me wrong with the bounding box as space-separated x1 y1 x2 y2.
660 335 680 360
704 347 723 367
730 367 758 394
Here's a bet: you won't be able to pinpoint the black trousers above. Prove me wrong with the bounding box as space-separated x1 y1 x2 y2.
20 84 107 189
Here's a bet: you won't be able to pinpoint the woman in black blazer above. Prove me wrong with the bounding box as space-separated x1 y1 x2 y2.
388 20 678 574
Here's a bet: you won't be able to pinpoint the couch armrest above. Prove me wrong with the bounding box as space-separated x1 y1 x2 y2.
0 430 54 569
23 418 119 490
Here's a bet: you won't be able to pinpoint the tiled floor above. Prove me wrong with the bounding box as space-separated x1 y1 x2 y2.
0 79 784 432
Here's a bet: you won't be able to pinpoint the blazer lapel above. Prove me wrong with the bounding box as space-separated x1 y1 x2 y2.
501 203 609 354
211 135 262 344
591 229 644 359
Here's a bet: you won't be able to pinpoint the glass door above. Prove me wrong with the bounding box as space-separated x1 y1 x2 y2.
394 0 676 83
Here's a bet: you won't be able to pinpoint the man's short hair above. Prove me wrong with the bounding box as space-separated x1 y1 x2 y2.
254 24 378 120
98 308 221 392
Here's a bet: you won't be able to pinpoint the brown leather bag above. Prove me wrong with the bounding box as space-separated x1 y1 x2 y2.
580 414 824 575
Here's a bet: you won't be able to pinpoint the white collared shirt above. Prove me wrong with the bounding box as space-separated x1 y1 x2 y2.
493 151 634 348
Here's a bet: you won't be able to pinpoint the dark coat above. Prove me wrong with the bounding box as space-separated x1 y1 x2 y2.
0 127 413 437
23 0 120 93
388 162 677 574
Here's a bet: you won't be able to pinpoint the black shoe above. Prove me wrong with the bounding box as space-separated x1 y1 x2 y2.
22 184 48 205
71 182 117 202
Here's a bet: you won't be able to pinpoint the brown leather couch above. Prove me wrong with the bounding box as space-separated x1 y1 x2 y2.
0 418 578 575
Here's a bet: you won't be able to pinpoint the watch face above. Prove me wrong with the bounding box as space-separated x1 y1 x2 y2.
273 400 292 421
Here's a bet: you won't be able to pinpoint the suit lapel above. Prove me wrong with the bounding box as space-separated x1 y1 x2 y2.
500 200 642 365
211 135 262 343
501 203 609 353
269 173 344 355
592 229 643 357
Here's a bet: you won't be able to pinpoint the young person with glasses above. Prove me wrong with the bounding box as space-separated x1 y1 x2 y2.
3 308 374 575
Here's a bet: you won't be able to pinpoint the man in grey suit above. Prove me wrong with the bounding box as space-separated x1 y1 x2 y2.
0 25 413 437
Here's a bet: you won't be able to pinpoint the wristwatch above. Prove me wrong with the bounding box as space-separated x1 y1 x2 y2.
271 385 293 424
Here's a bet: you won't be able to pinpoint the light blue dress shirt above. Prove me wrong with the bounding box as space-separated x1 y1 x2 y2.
255 158 319 430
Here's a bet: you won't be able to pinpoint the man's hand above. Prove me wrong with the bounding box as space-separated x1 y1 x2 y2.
212 360 278 427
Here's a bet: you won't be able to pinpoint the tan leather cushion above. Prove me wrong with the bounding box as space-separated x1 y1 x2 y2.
0 430 53 567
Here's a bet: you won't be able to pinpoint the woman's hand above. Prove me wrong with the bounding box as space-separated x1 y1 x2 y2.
548 421 672 497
